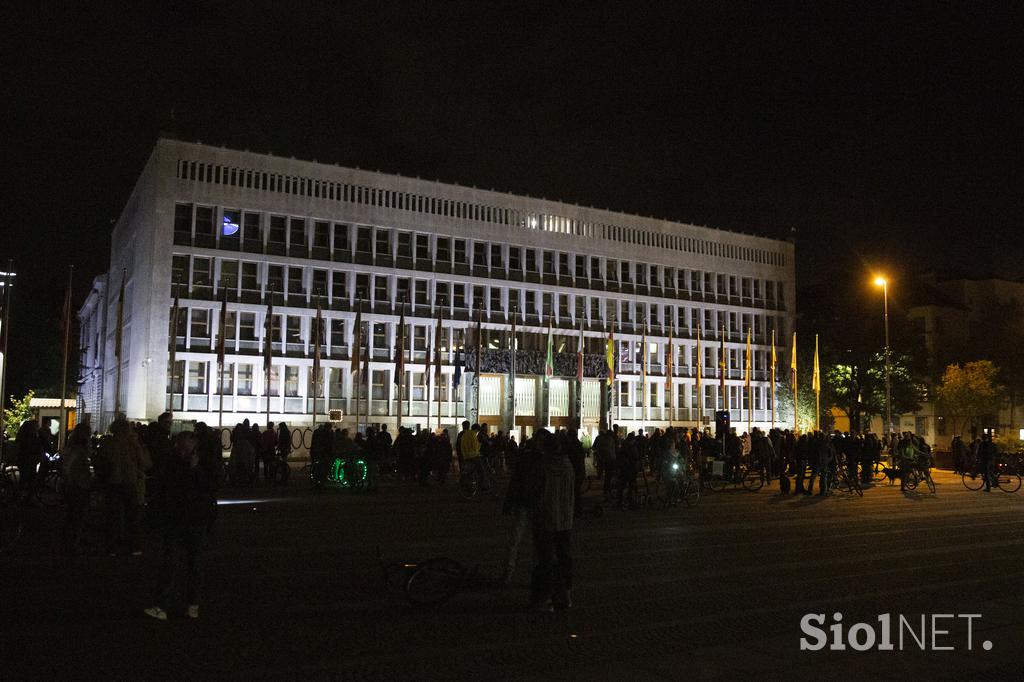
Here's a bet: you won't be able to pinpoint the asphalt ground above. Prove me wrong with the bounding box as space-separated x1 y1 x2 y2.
2 468 1023 681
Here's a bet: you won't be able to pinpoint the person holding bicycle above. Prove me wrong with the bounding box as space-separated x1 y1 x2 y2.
978 432 997 492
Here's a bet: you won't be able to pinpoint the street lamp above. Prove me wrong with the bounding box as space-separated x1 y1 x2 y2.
873 276 891 437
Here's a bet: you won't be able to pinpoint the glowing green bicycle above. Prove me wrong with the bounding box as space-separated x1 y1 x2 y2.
310 457 368 489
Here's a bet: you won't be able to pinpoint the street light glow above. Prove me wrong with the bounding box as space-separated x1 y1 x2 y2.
873 276 887 287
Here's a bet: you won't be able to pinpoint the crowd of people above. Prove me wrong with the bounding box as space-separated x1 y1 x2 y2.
5 408 1007 618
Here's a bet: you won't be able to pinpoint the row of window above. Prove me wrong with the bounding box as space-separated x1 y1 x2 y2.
174 159 787 268
173 305 784 371
174 204 786 304
173 254 788 328
170 359 774 411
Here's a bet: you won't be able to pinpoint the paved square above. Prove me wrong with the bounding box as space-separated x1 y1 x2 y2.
3 470 1022 680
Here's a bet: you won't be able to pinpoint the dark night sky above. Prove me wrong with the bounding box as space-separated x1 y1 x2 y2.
4 1 1023 397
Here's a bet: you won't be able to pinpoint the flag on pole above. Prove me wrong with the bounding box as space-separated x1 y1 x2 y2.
313 295 323 386
745 327 752 385
216 286 228 368
790 331 797 387
169 281 180 388
576 321 584 383
114 272 126 360
606 327 615 386
453 345 462 388
264 288 275 374
665 324 674 391
641 322 648 388
719 325 727 410
745 327 752 430
350 299 362 375
544 313 554 380
812 333 821 392
393 301 405 386
770 327 777 427
434 307 443 385
696 325 703 417
474 307 483 377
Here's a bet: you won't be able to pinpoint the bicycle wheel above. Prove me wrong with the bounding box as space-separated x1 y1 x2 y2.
272 460 291 485
405 558 465 606
904 470 919 491
962 471 985 491
682 479 701 507
924 471 936 494
706 476 727 493
742 469 764 492
458 473 478 500
997 472 1022 493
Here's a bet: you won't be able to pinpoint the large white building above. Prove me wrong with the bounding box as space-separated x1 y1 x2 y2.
78 139 795 441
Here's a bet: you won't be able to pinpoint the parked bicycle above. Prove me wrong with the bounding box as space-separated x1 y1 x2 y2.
378 546 494 607
458 458 496 500
962 460 1021 493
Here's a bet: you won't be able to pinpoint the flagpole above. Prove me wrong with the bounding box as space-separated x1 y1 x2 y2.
114 269 126 419
814 333 820 432
396 298 405 431
696 325 702 429
169 280 180 416
641 319 647 432
312 293 322 431
770 328 776 430
746 327 752 436
59 265 73 450
0 263 13 441
792 331 798 434
217 286 227 429
265 286 274 430
436 306 443 433
719 325 726 416
510 305 517 436
667 323 673 429
475 308 482 425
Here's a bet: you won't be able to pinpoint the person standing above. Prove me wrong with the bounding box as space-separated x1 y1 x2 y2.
529 430 575 611
276 422 291 481
500 435 541 585
145 432 216 621
15 420 43 503
102 418 150 556
260 423 277 482
61 423 93 554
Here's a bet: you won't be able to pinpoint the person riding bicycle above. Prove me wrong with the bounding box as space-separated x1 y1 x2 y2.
978 432 997 492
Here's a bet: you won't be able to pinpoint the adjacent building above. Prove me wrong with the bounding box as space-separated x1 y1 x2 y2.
78 139 796 441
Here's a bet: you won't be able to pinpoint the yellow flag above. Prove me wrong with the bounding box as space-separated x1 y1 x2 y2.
745 327 752 381
813 333 821 392
790 331 797 383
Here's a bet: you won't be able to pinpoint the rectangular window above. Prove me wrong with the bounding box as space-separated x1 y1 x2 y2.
191 257 212 287
195 206 215 239
237 363 253 395
267 265 284 294
575 255 586 279
269 216 286 245
543 251 555 275
332 272 348 303
490 244 503 269
239 312 256 341
375 228 391 256
356 227 372 254
287 266 304 299
558 252 569 276
436 237 450 262
416 234 430 260
188 361 208 394
311 269 328 298
313 221 329 249
397 231 412 259
454 239 467 264
473 242 488 267
190 308 210 339
243 213 262 248
454 284 466 309
330 319 346 352
284 366 300 397
289 218 306 251
490 287 502 313
415 280 428 306
333 223 350 252
171 255 189 287
375 275 389 304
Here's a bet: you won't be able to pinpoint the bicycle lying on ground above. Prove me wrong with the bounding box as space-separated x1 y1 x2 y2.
377 546 495 607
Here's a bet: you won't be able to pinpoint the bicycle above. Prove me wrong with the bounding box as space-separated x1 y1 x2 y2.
902 462 936 494
657 461 702 508
459 458 496 500
267 454 291 485
377 546 494 607
705 460 765 493
963 461 1021 493
829 460 864 497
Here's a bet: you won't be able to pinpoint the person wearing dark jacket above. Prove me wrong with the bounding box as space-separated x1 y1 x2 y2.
500 437 542 585
145 431 216 621
530 430 576 611
15 420 43 502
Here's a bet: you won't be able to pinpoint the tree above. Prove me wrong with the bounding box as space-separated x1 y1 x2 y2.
968 297 1024 429
826 351 922 433
3 390 34 440
935 361 1004 437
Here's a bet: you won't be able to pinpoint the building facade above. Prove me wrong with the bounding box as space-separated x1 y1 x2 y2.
78 139 796 440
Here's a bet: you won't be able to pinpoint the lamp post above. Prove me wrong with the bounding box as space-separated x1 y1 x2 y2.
874 276 891 437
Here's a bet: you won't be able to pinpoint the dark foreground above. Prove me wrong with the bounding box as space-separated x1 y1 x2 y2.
3 470 1023 681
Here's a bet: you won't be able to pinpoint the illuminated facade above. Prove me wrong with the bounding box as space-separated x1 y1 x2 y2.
77 139 795 438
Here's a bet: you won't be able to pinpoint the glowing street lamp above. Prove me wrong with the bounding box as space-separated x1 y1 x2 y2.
873 276 891 436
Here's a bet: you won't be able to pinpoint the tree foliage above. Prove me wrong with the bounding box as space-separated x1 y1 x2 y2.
3 390 34 440
935 361 1004 437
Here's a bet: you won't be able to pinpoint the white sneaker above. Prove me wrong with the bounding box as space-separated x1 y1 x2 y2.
187 605 199 619
144 607 167 621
